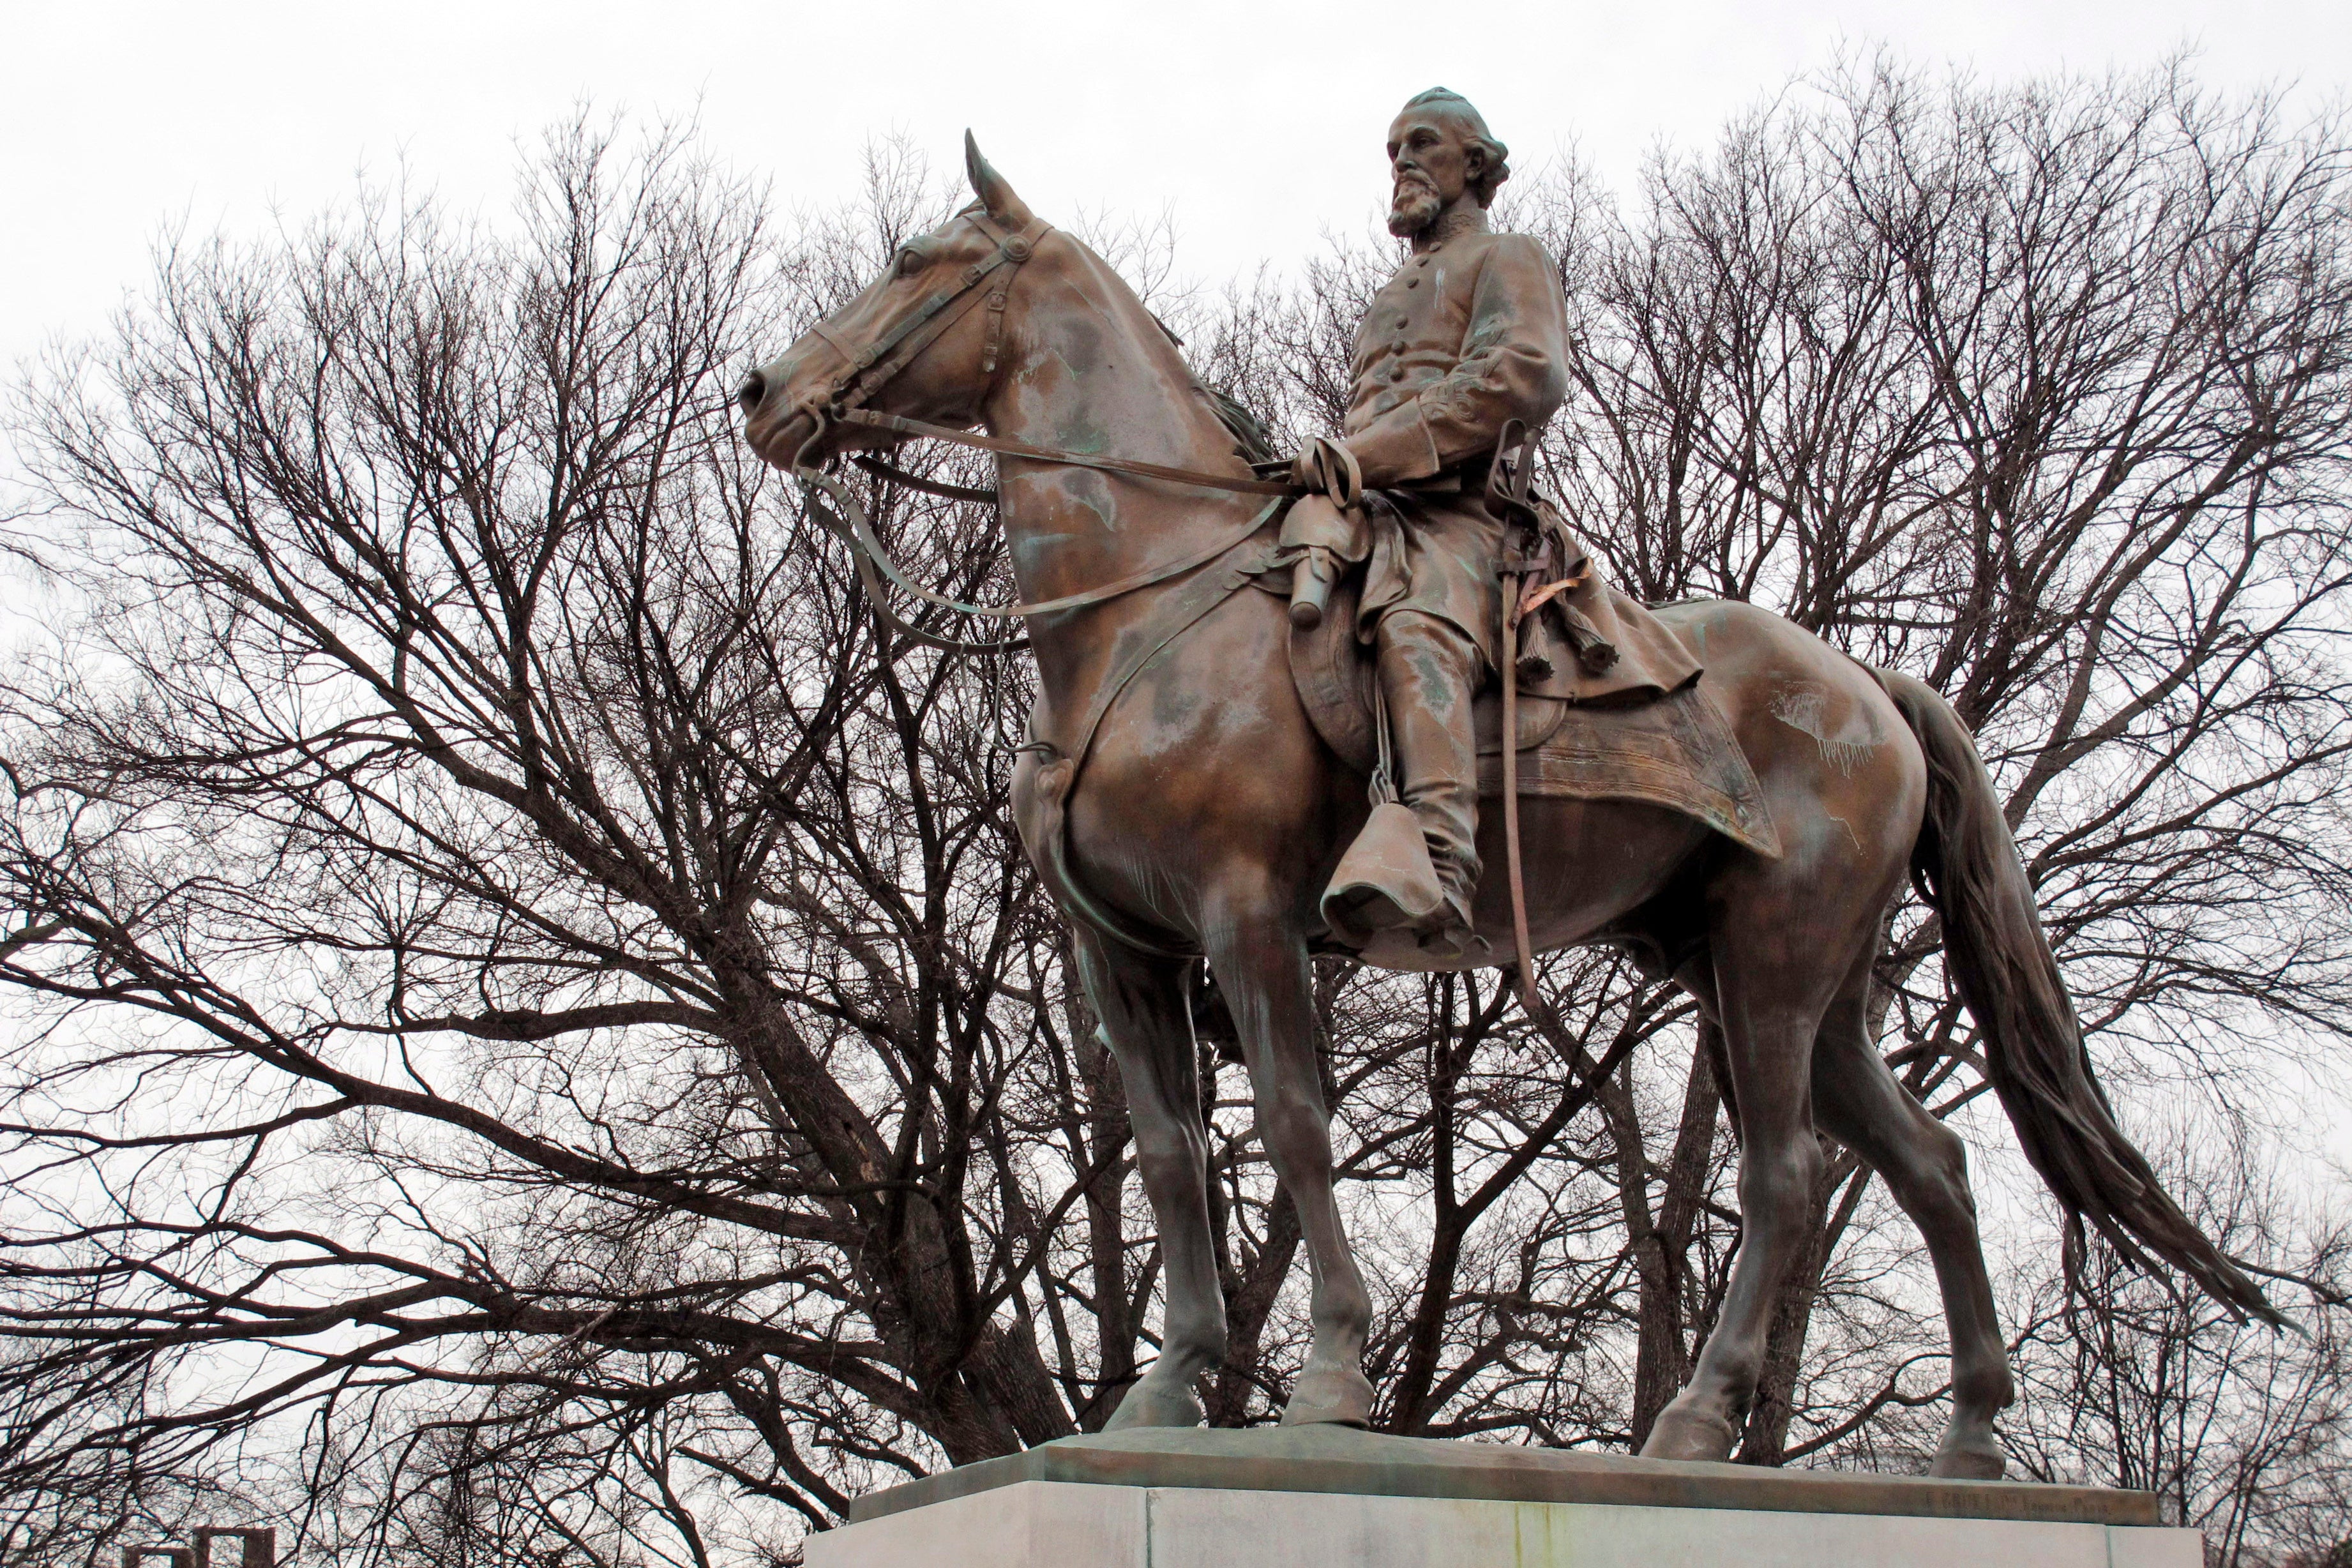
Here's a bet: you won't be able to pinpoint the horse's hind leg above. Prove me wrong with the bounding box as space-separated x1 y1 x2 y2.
1810 951 2014 1478
1641 911 1841 1462
1074 928 1227 1430
1202 883 1376 1427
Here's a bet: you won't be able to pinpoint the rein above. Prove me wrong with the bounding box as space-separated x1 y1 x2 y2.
1491 419 1571 1030
834 407 1297 497
797 460 1285 653
780 204 1581 988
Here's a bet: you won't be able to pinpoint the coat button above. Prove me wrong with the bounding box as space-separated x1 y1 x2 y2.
1390 365 1407 381
1406 277 1419 287
1390 339 1407 353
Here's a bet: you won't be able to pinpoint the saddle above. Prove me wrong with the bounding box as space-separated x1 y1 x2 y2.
1260 429 1783 972
1269 548 1780 855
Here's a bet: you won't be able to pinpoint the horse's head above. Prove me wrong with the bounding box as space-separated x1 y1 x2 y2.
739 135 1046 473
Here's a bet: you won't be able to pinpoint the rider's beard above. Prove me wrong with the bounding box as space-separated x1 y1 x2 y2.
1387 174 1443 238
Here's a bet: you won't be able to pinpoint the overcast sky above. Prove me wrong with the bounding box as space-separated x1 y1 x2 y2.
3 0 2347 366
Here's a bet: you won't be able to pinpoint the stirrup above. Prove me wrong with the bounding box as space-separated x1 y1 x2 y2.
1413 903 1487 963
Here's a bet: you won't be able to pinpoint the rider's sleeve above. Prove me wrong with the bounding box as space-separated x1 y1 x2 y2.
1345 234 1571 488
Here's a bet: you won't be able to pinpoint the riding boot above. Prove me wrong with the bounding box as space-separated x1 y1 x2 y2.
1375 611 1483 953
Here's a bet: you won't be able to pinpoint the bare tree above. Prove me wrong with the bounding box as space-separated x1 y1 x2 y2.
2003 1142 2352 1560
1548 56 2352 1474
0 122 1124 1564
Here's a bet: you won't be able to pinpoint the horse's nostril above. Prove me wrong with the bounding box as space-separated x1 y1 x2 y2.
736 370 767 417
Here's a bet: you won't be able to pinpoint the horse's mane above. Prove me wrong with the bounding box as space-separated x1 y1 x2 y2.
1143 312 1283 469
991 215 1282 470
1198 381 1283 467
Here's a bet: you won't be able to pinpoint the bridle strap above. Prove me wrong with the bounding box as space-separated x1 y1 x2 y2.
825 213 1051 414
850 455 998 505
808 319 862 363
812 209 1301 498
787 207 1306 654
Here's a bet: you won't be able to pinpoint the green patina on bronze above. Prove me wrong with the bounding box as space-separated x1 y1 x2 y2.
846 1425 2160 1527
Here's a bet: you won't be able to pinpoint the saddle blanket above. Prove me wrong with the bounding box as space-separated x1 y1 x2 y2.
1286 576 1781 860
1470 682 1781 859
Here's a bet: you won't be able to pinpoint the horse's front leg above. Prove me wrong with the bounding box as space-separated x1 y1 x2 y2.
1203 874 1376 1428
1075 927 1227 1430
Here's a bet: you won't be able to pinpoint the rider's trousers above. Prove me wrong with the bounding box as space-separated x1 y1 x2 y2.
1375 609 1482 923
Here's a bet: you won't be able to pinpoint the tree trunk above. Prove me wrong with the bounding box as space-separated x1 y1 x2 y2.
1629 1027 1727 1448
1737 1151 1865 1464
1205 1186 1301 1426
1389 1020 1475 1432
1075 1017 1136 1431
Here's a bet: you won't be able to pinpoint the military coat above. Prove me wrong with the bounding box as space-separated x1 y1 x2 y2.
1338 213 1572 664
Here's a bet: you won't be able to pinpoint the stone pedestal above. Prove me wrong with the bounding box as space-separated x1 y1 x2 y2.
806 1426 2197 1568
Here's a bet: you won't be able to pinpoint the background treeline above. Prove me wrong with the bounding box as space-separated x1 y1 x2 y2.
3 57 2351 1567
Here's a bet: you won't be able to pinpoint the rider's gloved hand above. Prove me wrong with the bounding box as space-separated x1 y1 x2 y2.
1289 436 1364 510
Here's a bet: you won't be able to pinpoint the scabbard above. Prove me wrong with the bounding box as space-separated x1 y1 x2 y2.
1289 547 1340 629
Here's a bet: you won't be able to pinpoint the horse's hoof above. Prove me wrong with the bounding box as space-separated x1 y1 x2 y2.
1279 1359 1375 1428
1640 1404 1738 1461
1104 1376 1205 1431
1929 1440 2007 1481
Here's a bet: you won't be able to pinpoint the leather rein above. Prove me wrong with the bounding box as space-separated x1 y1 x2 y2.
787 210 1302 654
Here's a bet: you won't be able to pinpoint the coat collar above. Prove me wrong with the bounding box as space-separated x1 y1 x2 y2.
1410 205 1491 255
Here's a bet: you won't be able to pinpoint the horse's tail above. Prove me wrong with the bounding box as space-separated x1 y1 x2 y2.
1875 667 2285 1326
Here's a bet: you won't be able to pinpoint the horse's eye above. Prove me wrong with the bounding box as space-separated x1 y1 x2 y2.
896 246 928 278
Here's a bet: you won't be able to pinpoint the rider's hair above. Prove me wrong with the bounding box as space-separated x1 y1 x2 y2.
1401 87 1511 207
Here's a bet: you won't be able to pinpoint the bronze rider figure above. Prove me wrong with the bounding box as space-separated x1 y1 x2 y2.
1288 88 1572 960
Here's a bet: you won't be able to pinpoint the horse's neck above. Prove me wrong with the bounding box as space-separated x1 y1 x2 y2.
984 247 1259 617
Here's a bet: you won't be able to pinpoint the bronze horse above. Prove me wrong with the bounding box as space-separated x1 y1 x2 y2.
739 140 2281 1479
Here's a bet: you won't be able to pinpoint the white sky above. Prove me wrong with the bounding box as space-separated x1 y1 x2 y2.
3 0 2346 367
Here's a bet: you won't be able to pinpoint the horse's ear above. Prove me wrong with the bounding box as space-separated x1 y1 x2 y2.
964 130 1034 229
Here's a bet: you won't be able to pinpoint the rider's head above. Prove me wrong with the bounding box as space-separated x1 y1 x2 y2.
1386 89 1511 238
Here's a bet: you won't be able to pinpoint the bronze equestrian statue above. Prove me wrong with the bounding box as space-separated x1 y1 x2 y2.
738 91 2282 1481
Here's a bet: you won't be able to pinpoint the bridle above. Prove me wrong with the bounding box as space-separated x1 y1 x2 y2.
779 207 1304 655
798 207 1052 432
